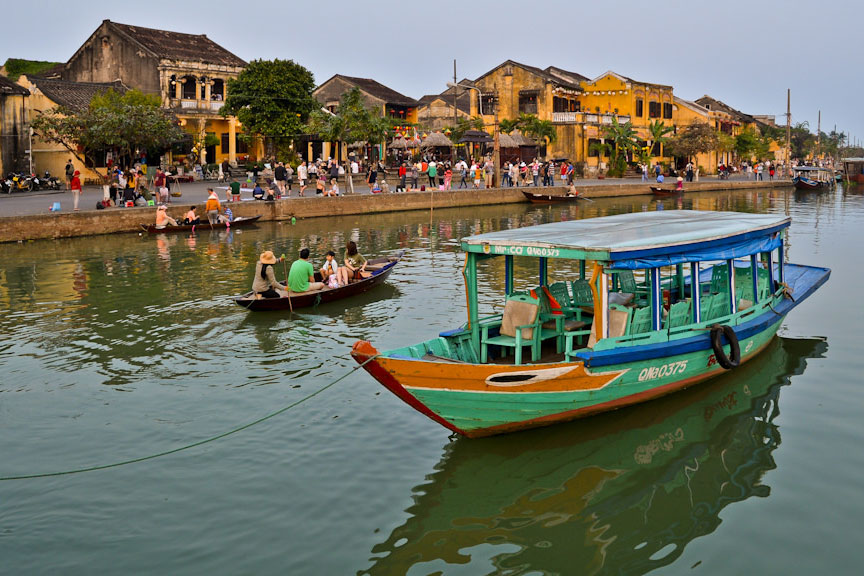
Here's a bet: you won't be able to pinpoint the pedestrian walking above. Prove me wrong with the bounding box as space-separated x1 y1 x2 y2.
484 159 493 188
274 162 287 197
428 160 438 187
297 161 308 196
457 159 468 188
285 163 294 194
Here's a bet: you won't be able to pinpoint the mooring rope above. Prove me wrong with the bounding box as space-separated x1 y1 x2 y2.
0 355 378 481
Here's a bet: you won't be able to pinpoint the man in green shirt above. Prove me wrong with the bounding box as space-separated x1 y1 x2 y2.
229 178 241 202
287 248 326 292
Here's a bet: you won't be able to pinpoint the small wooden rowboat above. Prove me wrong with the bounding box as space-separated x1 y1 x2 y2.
235 252 403 311
141 215 262 234
649 186 682 196
522 190 582 204
351 211 829 438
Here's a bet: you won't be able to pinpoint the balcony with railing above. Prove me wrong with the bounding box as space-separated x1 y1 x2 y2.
169 98 225 114
552 111 579 123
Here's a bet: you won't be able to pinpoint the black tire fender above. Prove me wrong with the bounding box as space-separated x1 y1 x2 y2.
710 324 740 369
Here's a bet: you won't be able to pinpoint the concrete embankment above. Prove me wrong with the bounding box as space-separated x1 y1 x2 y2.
0 179 788 243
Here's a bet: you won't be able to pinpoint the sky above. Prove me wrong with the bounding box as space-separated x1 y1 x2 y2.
2 0 860 142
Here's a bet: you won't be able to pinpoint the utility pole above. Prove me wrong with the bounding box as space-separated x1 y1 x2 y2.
453 60 457 129
816 110 821 163
785 89 791 176
493 85 500 188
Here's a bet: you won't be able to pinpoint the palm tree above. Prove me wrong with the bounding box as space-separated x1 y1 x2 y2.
604 117 638 177
647 120 674 159
519 114 556 158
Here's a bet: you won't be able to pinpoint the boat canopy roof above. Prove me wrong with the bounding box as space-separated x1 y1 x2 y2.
461 210 789 269
793 166 831 171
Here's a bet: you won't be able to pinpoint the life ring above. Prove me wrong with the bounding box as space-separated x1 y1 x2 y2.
710 324 740 369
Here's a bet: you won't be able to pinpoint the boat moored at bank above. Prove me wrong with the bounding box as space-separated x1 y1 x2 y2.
352 210 829 438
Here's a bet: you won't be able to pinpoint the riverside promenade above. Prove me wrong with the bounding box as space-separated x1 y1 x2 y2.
0 176 788 243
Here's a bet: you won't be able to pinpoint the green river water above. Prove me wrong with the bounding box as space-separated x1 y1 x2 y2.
0 187 861 575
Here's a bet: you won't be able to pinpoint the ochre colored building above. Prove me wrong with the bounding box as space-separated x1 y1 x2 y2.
62 20 249 166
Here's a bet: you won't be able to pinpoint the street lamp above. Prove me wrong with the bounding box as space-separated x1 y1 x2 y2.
447 82 483 116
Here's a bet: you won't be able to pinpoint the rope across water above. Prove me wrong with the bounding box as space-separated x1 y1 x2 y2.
0 355 377 482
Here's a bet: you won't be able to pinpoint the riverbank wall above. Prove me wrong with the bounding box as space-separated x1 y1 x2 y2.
0 179 789 243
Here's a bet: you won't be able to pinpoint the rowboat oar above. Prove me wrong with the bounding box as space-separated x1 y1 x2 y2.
280 253 293 313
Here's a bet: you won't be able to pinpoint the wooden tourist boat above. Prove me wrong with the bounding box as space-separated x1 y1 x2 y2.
235 252 403 311
351 211 830 438
522 190 582 204
792 166 834 190
141 215 262 234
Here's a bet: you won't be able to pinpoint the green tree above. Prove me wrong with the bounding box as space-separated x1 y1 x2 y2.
445 116 485 146
518 114 556 157
734 126 760 158
222 59 317 152
603 117 638 177
647 120 674 158
665 123 719 162
30 88 184 180
305 88 394 191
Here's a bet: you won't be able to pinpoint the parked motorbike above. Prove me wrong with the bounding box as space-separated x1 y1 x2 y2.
6 173 34 192
36 171 61 190
718 166 730 180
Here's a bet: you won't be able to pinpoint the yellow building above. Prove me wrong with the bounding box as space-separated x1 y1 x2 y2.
62 20 249 166
313 75 419 162
470 61 585 162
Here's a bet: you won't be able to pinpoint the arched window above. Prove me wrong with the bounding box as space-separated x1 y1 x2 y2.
211 78 224 101
182 75 197 99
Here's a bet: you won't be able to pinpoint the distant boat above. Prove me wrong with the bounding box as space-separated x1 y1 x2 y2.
649 186 681 196
792 167 834 190
522 190 582 204
141 215 262 234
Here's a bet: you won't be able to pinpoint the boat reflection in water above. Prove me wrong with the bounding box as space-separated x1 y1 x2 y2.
362 336 827 576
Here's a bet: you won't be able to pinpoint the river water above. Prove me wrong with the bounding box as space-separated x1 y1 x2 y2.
0 187 861 575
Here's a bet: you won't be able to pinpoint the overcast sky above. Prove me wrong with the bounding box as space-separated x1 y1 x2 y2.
3 0 860 141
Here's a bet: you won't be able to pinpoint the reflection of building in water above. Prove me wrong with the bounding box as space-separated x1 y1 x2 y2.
362 336 826 576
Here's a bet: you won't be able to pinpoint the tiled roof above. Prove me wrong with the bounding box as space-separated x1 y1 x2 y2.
29 77 126 112
475 60 583 91
332 75 417 106
106 20 246 67
544 66 589 85
695 95 758 124
0 75 29 96
418 88 471 114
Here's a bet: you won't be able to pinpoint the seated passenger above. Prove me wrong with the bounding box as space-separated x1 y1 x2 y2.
155 204 177 228
320 251 340 288
252 251 288 298
342 240 370 283
288 248 326 293
218 206 234 224
183 206 200 225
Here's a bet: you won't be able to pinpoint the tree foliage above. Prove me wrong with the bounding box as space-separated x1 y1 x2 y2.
603 118 638 176
222 59 317 139
665 123 719 160
445 116 485 143
30 88 184 179
305 87 393 147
